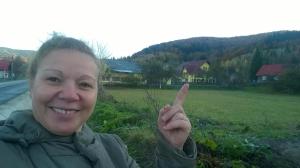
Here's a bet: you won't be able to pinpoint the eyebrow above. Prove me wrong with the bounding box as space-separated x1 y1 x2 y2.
42 69 63 75
78 75 97 82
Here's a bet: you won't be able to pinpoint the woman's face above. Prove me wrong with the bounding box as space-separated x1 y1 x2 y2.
31 49 98 136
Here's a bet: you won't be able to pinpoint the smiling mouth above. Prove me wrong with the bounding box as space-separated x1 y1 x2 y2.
50 107 80 115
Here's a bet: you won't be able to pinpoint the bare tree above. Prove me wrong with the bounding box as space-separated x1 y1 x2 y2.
90 42 112 100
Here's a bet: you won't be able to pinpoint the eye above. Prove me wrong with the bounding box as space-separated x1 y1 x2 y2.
79 82 94 89
46 76 61 83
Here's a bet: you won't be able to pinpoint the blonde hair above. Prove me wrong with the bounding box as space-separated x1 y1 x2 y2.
28 36 99 82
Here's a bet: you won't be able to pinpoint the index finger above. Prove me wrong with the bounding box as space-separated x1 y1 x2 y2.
173 83 189 106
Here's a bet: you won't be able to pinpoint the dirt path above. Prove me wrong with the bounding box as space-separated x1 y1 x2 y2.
269 138 300 168
261 137 300 167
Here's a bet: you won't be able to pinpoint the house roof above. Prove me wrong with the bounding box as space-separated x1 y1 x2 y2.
181 60 208 74
0 60 10 71
104 59 141 73
256 64 284 76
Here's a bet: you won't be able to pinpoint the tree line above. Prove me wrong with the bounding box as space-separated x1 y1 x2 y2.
132 40 300 93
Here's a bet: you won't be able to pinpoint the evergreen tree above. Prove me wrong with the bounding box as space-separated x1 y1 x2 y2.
249 48 263 82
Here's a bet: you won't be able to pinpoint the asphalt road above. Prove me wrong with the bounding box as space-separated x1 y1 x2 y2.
0 80 28 104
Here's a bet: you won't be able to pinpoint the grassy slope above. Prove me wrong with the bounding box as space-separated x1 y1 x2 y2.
107 88 300 138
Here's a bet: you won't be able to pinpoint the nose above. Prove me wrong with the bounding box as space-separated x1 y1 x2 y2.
58 81 80 102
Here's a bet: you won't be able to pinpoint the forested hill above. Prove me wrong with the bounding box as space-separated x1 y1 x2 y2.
131 30 300 63
0 47 35 58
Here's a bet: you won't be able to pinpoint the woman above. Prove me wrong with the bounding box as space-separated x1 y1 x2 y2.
0 36 196 167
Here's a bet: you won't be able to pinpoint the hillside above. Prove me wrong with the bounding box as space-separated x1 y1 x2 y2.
0 47 35 59
132 30 300 63
130 30 300 86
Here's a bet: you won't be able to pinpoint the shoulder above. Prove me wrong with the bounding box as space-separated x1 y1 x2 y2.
97 133 123 142
2 110 33 125
0 140 23 162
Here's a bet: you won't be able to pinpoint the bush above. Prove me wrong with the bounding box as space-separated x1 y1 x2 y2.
87 100 157 167
88 101 144 133
191 117 272 168
273 67 300 94
119 128 156 168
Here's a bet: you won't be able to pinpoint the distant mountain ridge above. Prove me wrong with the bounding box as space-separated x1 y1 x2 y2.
1 30 300 62
0 47 35 58
132 30 300 62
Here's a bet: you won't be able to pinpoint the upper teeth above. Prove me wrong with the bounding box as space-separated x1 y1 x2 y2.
52 107 77 114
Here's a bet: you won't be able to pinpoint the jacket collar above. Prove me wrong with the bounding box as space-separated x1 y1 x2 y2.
0 110 74 146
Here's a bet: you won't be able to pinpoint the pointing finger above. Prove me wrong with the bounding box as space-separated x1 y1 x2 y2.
173 83 189 106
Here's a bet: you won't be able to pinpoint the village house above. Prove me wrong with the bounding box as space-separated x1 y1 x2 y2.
179 60 215 84
102 59 142 84
256 64 285 82
0 59 10 79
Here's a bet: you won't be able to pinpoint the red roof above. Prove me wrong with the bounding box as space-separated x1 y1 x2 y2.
256 64 284 76
182 60 208 74
0 60 10 71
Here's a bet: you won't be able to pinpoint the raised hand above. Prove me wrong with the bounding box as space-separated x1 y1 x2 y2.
157 83 191 150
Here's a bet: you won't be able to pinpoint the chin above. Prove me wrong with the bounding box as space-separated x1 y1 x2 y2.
50 125 79 136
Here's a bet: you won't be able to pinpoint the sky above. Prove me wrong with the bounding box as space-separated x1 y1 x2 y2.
0 0 299 58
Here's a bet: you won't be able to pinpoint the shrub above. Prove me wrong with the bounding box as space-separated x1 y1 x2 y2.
87 100 157 167
88 101 144 133
119 128 156 168
273 67 300 94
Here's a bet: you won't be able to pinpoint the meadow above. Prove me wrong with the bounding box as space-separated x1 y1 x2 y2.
107 88 300 138
90 87 300 167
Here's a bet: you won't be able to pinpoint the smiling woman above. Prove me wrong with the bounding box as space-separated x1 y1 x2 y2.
0 36 197 167
30 49 98 136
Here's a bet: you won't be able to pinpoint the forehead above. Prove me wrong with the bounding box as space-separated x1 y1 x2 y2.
38 49 98 77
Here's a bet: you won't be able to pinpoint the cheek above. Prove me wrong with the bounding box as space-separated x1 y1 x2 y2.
82 92 97 110
31 84 57 105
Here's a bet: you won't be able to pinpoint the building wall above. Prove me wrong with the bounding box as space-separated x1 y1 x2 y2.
200 63 209 71
181 63 215 84
0 71 9 79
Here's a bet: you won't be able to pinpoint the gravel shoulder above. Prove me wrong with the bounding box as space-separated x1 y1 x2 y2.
0 92 32 120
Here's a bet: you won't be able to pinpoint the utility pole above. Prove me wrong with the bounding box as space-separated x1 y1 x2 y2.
10 55 14 80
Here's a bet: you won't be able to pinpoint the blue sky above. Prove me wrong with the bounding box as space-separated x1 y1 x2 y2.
0 0 299 58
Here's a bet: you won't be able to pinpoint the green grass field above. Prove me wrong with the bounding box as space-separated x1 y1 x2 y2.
106 88 300 138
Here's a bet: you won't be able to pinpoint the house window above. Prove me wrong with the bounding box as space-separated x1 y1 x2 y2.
262 76 267 81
